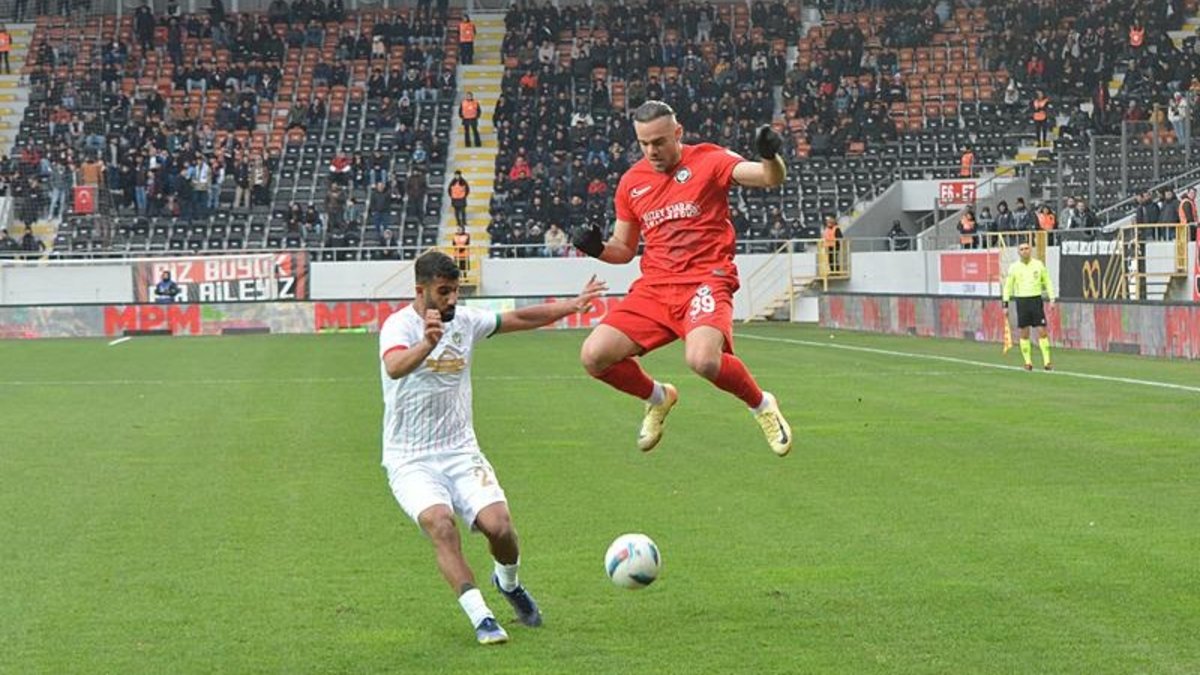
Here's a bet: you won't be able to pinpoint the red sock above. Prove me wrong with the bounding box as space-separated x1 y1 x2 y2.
713 354 764 408
593 358 655 400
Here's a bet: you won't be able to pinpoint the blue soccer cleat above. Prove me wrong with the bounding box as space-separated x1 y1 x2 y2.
492 575 543 627
474 617 509 645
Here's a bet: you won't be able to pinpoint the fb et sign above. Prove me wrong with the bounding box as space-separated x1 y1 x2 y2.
938 181 977 206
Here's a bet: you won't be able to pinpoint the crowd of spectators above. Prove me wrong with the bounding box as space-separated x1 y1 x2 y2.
487 0 809 257
17 0 1200 257
482 0 1200 257
14 0 455 254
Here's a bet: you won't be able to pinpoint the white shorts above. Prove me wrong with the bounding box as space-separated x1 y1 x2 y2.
384 451 507 531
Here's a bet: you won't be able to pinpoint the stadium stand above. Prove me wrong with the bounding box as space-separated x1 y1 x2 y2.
15 3 460 260
483 0 1200 258
9 0 1200 261
483 0 1026 258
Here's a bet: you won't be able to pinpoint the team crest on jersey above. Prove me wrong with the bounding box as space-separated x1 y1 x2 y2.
450 331 463 345
674 167 692 184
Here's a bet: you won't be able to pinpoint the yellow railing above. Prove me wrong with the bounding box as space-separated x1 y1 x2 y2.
442 245 485 288
1116 223 1190 300
1117 223 1188 274
742 238 854 321
981 230 1048 260
816 239 851 289
741 241 795 322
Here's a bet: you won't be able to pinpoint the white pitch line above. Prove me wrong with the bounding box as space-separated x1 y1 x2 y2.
735 332 1200 395
107 337 132 347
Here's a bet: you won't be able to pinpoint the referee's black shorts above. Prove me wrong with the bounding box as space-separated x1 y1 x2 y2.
1015 297 1046 328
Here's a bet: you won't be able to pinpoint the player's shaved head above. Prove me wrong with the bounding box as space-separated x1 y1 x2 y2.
415 251 460 285
633 101 683 174
632 100 676 123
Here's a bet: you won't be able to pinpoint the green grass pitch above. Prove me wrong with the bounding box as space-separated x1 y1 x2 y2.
2 324 1198 674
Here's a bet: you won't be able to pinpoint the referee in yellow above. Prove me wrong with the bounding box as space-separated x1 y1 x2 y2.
1002 242 1055 370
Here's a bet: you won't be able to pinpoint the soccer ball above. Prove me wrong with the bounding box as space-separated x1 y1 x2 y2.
604 533 662 589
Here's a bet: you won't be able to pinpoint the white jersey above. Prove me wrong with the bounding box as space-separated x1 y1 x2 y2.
378 304 500 465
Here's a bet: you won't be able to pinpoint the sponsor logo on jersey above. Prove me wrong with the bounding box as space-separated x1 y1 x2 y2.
631 185 653 198
642 201 702 230
674 167 692 184
425 355 467 373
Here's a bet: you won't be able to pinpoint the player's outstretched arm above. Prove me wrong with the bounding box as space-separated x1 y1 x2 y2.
572 219 638 263
495 276 608 334
732 125 787 189
383 310 443 379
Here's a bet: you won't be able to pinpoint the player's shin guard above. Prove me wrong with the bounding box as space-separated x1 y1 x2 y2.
1038 337 1052 365
1019 338 1033 366
594 358 655 400
713 354 765 408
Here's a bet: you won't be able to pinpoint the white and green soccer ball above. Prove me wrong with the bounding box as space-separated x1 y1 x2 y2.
604 533 662 589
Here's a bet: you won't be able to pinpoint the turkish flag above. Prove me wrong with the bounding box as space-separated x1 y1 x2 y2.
74 185 97 215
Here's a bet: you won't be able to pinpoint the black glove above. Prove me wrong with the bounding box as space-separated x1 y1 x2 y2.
572 224 605 258
754 124 783 160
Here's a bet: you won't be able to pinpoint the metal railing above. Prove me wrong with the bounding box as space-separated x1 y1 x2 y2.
919 226 1113 251
740 237 855 321
837 162 1008 225
915 164 1030 250
742 241 795 323
1094 166 1200 225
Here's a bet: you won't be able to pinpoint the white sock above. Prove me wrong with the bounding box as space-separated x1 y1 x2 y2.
457 588 493 627
751 392 773 415
494 559 520 592
646 381 666 405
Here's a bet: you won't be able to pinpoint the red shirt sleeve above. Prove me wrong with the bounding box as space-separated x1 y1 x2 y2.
379 311 415 360
381 345 408 359
614 174 636 223
708 146 745 191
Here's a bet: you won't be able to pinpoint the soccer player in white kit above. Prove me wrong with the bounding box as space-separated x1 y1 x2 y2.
380 251 605 645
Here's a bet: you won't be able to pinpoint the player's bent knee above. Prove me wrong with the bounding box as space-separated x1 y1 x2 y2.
417 507 458 543
685 351 721 380
476 504 516 542
580 339 615 376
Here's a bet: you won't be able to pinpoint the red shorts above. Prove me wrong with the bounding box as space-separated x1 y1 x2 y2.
602 277 738 354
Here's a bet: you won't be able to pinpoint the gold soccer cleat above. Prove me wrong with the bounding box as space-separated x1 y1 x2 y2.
637 384 678 452
755 392 793 457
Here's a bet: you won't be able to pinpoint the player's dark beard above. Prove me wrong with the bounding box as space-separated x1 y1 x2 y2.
424 288 456 322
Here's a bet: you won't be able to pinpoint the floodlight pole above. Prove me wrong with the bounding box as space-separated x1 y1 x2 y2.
1152 104 1161 184
1120 121 1128 198
1087 135 1097 207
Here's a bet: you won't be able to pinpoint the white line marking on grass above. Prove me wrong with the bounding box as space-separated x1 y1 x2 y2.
735 332 1200 395
107 337 132 346
0 374 592 387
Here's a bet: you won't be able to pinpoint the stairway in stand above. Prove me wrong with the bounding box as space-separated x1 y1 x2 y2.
0 23 33 156
440 13 505 287
1 24 42 244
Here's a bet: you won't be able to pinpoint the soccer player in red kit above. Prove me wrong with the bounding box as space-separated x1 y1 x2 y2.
572 100 793 456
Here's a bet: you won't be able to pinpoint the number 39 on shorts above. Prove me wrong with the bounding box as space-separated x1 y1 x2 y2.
689 285 716 320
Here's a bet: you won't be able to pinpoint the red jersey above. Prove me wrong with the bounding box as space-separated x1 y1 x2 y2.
615 143 745 285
